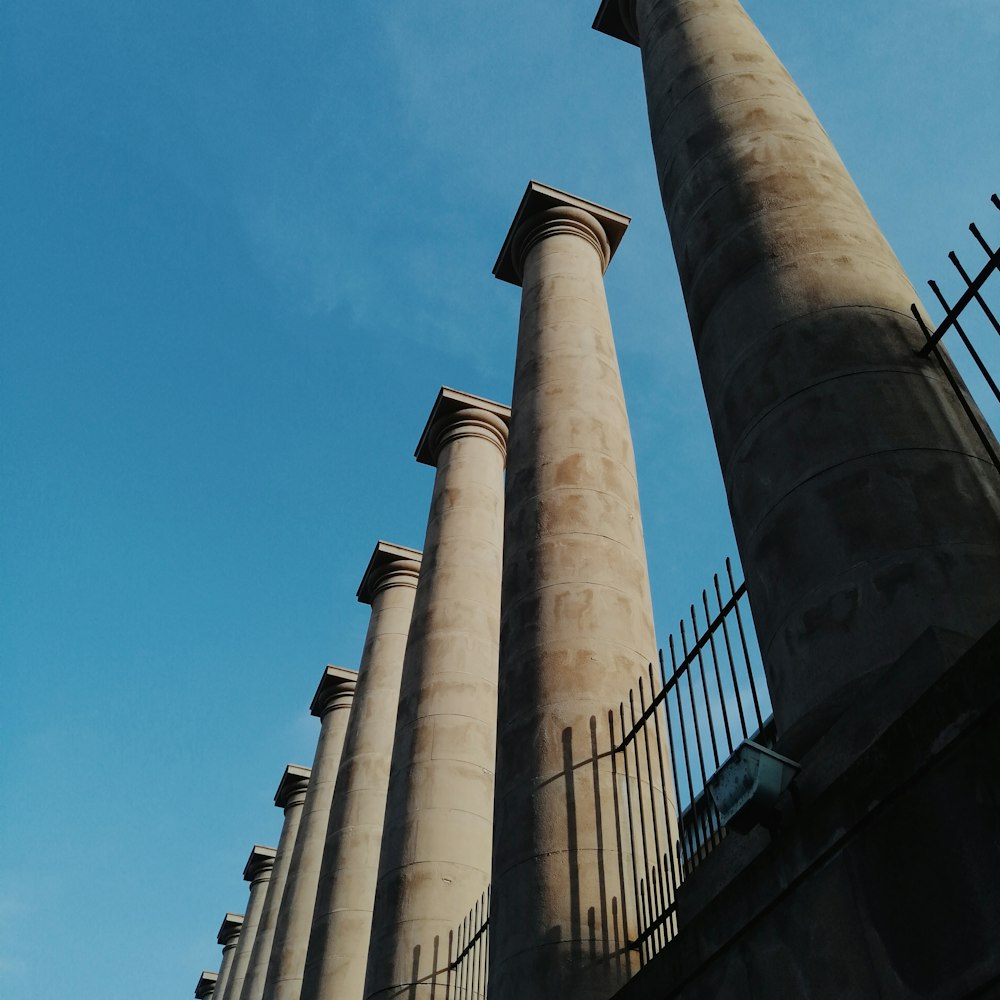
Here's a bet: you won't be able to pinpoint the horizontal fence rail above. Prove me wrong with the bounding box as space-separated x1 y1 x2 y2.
912 192 1000 472
611 558 772 964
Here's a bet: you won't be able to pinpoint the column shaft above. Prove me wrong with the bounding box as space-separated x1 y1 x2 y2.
490 187 671 1000
216 942 237 1000
239 769 311 1000
364 392 509 1000
263 668 356 1000
221 849 276 1000
300 543 421 1000
619 0 1000 749
214 916 243 1000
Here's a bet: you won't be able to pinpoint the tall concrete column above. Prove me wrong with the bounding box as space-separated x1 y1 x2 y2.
239 767 311 1000
196 971 219 1000
364 388 510 1000
593 0 1000 751
214 913 243 1000
489 182 668 1000
264 666 357 1000
300 542 422 1000
221 846 276 1000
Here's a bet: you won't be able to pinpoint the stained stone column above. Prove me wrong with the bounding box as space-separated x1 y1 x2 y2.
214 913 243 1000
489 182 668 1000
196 971 219 1000
300 542 422 1000
364 389 510 1000
264 666 357 1000
222 846 276 1000
239 767 311 1000
593 0 1000 751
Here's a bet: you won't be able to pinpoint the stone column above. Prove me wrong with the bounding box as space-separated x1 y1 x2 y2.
364 388 510 1000
300 542 422 1000
196 971 219 1000
214 913 244 1000
263 666 357 1000
489 182 668 1000
222 846 276 1000
238 767 312 1000
593 0 1000 751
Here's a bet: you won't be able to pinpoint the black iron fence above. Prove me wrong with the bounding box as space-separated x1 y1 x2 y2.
449 562 769 985
446 888 490 1000
912 193 1000 472
609 559 771 962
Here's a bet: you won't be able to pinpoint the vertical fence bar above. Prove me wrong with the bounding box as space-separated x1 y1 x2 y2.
928 278 1000 402
911 302 1000 472
952 243 1000 341
599 563 775 958
727 560 764 731
647 660 678 934
637 674 667 951
714 573 749 741
702 588 735 757
445 929 455 999
483 889 490 1000
619 701 646 965
688 611 722 772
910 194 1000 474
680 621 718 857
670 634 708 859
473 897 482 1000
628 690 655 960
608 708 632 976
459 911 468 1000
660 650 691 864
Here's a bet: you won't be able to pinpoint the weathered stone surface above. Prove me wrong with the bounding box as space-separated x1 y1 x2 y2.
489 183 675 1000
220 847 276 1000
602 0 1000 751
213 913 243 1000
238 767 311 1000
364 388 509 1000
262 667 356 1000
299 542 421 1000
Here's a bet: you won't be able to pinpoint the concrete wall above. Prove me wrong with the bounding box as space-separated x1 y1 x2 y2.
611 622 1000 1000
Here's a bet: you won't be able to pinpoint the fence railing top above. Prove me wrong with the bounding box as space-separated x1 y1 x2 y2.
916 196 1000 355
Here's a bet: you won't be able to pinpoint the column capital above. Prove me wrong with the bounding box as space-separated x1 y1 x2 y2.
494 180 630 287
356 541 422 605
310 664 358 718
195 970 219 999
243 845 277 883
414 386 511 467
593 0 638 45
274 764 311 809
217 912 244 946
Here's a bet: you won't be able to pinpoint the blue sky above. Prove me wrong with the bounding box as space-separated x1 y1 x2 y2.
2 2 998 997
